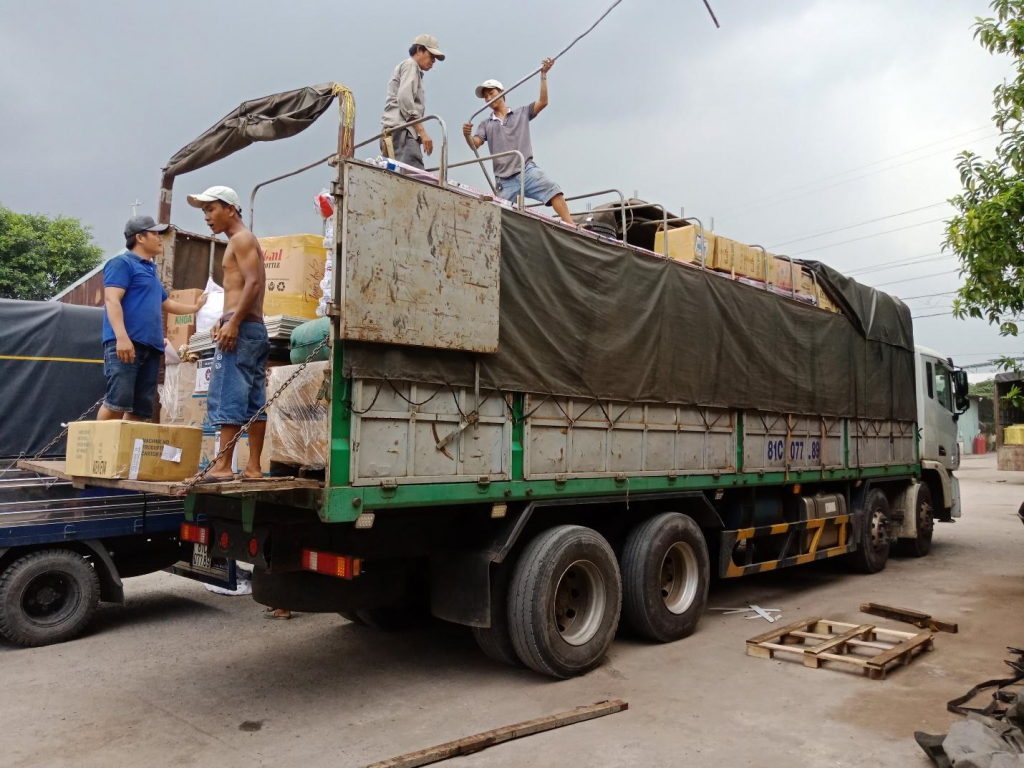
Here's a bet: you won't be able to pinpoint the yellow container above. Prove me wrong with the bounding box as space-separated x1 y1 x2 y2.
1004 425 1024 445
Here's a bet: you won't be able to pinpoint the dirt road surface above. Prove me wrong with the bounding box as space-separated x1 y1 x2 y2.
3 454 1022 768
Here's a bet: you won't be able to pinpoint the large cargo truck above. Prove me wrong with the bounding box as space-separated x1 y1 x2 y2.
23 84 969 676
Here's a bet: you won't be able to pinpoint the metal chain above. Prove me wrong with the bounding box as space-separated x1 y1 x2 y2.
27 396 107 463
178 334 331 495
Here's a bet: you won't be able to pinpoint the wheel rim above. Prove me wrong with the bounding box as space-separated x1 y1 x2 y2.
552 560 606 647
661 541 699 615
868 507 890 551
22 572 81 628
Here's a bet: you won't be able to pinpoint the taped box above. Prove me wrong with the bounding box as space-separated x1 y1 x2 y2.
259 234 327 319
165 288 204 352
652 226 715 265
265 361 329 469
769 257 815 295
708 237 765 279
66 421 202 481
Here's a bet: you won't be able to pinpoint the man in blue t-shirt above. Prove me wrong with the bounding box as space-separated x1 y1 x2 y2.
98 216 207 421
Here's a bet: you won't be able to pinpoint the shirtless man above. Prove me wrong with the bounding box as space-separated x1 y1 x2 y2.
187 186 269 481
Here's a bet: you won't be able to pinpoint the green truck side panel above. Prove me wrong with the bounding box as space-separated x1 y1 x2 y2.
321 464 920 523
329 347 351 488
736 412 744 472
511 393 525 480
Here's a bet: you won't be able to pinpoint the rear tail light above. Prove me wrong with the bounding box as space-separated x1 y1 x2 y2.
302 549 361 580
248 538 259 557
180 523 210 545
218 531 230 550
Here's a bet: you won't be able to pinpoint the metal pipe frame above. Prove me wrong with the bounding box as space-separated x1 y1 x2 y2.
249 153 334 230
355 114 449 184
435 150 527 210
750 244 770 292
656 214 706 268
531 188 627 236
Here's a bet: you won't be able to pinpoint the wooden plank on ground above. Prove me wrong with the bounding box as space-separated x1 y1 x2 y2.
865 631 933 670
359 700 628 768
746 617 820 646
860 602 959 633
17 459 321 496
805 624 875 658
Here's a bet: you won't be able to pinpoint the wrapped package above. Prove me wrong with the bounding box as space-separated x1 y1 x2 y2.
265 361 329 469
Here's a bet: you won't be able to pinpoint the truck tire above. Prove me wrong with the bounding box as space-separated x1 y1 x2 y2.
849 488 893 574
0 549 100 647
620 513 710 643
897 483 934 558
472 561 520 667
508 525 621 679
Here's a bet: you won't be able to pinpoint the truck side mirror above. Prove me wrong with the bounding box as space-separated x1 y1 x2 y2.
954 369 970 413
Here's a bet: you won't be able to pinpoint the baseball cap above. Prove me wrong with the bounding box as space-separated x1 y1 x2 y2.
412 33 445 61
124 215 170 240
187 185 242 213
475 79 505 99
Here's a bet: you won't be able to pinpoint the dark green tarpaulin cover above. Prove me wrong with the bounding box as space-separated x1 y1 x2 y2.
344 210 916 421
0 299 106 458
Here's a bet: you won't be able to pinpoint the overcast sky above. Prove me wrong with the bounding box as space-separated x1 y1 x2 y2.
0 0 1017 370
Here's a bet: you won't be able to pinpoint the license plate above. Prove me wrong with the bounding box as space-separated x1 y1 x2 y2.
192 543 212 570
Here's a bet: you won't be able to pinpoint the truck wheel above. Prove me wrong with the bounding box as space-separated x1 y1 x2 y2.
0 549 100 647
472 561 520 667
898 483 934 558
850 488 892 574
620 513 710 643
508 525 621 679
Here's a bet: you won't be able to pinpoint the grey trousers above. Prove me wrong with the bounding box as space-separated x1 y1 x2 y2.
381 130 424 170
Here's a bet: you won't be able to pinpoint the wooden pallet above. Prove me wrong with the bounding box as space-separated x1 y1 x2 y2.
746 617 934 680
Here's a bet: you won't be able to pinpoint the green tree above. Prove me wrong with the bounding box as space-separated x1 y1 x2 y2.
969 378 995 399
945 0 1024 402
0 203 104 301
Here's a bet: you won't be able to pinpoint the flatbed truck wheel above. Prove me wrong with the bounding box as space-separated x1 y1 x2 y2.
0 549 100 647
620 513 710 643
850 488 893 574
508 525 621 679
472 560 520 667
897 483 934 558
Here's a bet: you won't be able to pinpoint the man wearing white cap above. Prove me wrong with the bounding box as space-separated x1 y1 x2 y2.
462 59 574 224
187 186 269 482
381 34 446 170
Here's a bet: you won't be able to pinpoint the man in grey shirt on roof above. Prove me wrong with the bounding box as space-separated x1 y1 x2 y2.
462 58 574 224
381 34 445 170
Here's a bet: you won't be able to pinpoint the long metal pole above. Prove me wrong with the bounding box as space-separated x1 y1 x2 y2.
463 0 626 194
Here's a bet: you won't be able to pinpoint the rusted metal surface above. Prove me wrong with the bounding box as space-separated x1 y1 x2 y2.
339 163 500 352
524 399 735 481
349 379 510 487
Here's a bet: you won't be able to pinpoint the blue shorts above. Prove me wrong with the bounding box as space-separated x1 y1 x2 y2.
207 322 271 427
103 340 162 419
497 162 563 206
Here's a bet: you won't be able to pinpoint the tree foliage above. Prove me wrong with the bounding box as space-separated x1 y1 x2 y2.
0 203 104 301
969 377 995 399
945 0 1024 337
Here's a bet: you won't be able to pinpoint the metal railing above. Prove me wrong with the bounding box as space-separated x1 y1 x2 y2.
535 188 627 236
248 115 449 231
430 150 527 210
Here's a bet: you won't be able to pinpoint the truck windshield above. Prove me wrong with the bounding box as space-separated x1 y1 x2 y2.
934 361 953 411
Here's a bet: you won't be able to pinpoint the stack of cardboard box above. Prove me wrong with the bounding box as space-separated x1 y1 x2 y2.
164 288 204 353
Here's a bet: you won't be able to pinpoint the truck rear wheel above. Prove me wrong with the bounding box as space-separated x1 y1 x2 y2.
849 488 892 574
0 549 100 647
897 483 933 558
472 561 520 667
508 525 621 678
620 513 710 643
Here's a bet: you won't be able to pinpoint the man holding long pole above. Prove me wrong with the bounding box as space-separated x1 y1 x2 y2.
462 59 574 224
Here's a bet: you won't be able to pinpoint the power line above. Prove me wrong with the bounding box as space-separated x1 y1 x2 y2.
912 311 954 319
768 202 950 249
788 217 950 256
717 124 991 217
896 290 959 301
719 133 997 222
872 269 961 287
847 252 950 276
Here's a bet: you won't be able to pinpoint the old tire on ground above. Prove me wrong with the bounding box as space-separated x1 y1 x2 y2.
897 483 934 558
850 488 893 574
0 549 100 647
472 560 520 667
620 513 710 643
508 525 621 678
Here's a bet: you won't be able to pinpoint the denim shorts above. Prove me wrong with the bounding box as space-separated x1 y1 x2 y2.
497 162 563 206
103 340 162 419
206 321 271 427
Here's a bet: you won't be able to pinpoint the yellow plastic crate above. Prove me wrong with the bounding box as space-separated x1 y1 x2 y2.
1004 425 1024 445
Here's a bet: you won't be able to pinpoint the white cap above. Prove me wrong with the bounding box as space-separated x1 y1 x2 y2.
187 185 242 213
475 79 504 99
412 33 445 61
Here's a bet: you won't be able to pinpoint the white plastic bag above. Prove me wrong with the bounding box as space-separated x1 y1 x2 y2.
195 277 224 334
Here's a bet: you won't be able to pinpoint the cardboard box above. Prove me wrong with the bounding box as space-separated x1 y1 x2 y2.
259 234 327 319
769 258 815 295
265 361 329 468
732 243 767 280
816 286 839 313
652 226 715 265
165 289 204 352
708 236 736 273
67 421 202 481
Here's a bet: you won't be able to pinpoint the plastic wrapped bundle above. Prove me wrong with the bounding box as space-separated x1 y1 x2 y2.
265 361 329 469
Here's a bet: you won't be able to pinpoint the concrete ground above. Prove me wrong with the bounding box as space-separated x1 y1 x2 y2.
3 454 1022 768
